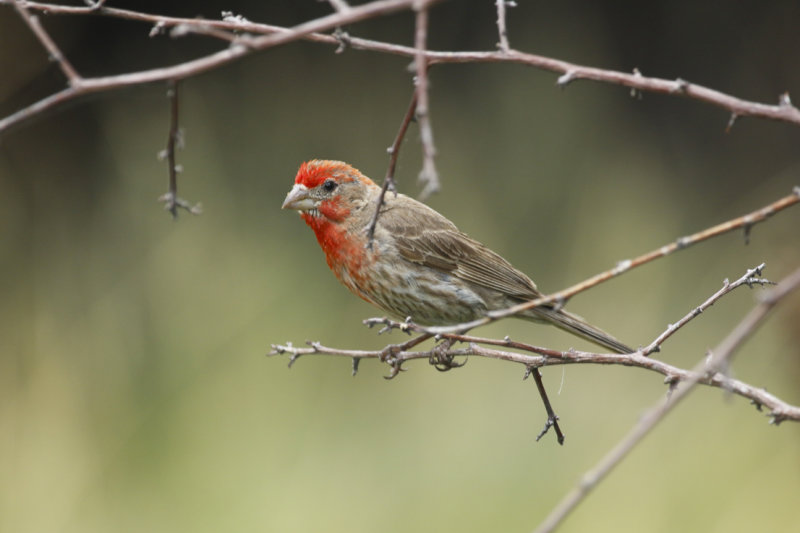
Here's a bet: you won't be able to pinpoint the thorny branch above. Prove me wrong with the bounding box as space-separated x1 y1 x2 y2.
533 265 800 533
271 263 800 427
3 1 800 135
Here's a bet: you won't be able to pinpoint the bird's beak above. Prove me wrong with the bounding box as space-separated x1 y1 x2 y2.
282 184 315 211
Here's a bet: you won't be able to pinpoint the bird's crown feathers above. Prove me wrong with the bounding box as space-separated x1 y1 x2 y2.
295 160 374 189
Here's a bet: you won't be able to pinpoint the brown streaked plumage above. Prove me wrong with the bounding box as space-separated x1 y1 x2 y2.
283 160 633 354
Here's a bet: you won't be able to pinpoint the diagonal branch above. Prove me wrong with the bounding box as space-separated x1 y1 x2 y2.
366 91 418 247
12 0 81 85
641 263 773 355
420 187 800 335
532 264 800 533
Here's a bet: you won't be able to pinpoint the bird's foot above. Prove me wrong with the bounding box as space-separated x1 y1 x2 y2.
429 339 466 372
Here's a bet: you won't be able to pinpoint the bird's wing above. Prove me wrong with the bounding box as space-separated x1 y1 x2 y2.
381 195 542 301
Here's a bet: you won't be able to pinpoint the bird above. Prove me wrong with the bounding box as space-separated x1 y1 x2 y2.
282 160 633 354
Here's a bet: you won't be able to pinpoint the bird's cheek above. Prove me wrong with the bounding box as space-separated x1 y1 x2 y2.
319 198 351 221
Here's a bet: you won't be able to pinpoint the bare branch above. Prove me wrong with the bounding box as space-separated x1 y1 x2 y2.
0 0 434 135
3 1 800 136
495 0 513 52
533 265 800 533
157 81 200 218
528 367 565 444
641 263 773 355
12 0 81 85
413 1 439 199
366 92 418 247
272 260 800 425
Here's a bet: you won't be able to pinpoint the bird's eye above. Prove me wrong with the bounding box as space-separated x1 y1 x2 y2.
322 179 338 192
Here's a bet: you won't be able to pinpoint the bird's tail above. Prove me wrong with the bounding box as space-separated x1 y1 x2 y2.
524 307 634 354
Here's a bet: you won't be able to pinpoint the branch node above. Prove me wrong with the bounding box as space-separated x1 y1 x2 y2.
220 11 252 26
675 236 691 249
613 259 632 275
556 70 577 88
523 365 534 380
535 413 562 443
769 413 785 426
149 21 167 37
725 112 738 133
750 398 763 412
628 68 644 99
742 220 753 244
157 193 203 218
664 376 679 399
332 27 351 54
672 77 690 94
778 91 792 108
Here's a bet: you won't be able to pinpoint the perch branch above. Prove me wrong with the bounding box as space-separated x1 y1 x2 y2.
271 264 800 425
533 264 800 533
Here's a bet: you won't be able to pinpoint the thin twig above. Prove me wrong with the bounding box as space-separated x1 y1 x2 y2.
157 81 200 218
528 368 565 444
533 265 800 533
641 263 772 355
413 1 439 199
366 92 418 247
421 187 800 335
495 0 512 52
12 0 81 85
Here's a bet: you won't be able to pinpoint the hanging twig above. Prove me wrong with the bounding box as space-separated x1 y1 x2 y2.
157 81 201 218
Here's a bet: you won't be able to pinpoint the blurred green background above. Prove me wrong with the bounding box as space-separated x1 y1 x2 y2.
2 1 800 532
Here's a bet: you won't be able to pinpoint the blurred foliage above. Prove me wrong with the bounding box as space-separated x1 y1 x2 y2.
1 1 799 532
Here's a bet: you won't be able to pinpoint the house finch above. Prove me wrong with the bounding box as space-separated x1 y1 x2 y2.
282 160 632 354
